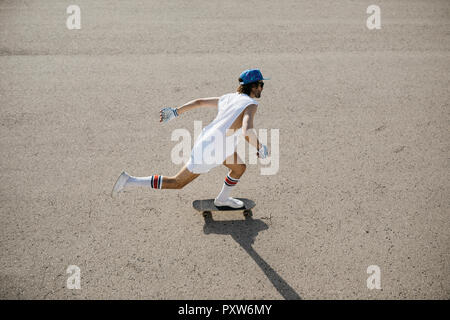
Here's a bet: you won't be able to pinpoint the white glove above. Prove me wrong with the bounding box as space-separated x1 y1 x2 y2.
160 107 179 123
257 144 268 159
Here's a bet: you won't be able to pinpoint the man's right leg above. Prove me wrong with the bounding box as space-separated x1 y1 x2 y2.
160 164 200 189
112 164 200 195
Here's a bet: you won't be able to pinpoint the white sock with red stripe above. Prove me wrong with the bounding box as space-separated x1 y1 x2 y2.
216 173 239 201
126 174 163 189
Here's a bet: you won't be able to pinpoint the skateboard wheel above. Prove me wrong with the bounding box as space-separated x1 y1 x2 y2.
202 211 212 218
243 209 252 217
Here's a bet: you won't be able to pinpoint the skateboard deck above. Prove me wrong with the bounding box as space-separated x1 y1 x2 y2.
193 198 255 217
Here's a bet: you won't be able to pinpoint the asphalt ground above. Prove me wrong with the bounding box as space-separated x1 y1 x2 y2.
0 0 449 299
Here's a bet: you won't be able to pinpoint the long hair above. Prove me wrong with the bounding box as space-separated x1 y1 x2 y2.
236 78 259 95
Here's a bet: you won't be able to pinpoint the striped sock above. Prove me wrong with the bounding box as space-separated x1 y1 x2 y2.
216 174 239 200
127 174 163 189
224 174 239 187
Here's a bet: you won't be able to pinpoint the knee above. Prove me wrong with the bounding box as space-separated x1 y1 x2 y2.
177 182 186 189
235 164 246 176
174 179 187 189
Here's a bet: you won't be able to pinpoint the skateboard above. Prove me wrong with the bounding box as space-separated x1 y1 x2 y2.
193 198 255 217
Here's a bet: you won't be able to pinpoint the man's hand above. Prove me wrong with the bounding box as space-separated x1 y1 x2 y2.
257 144 269 159
160 107 179 123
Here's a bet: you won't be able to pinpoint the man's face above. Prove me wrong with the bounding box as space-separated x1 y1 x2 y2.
252 81 264 98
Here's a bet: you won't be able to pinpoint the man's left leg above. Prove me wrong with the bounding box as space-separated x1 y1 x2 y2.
214 152 246 208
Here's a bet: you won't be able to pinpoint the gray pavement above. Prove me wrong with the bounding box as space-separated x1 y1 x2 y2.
0 0 449 299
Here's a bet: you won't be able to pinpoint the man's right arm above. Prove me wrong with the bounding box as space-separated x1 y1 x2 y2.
160 97 219 123
176 97 219 115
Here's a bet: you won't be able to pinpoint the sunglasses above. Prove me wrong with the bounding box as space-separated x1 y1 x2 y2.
258 82 264 88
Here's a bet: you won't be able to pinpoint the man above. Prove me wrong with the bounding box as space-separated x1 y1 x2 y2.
112 68 269 208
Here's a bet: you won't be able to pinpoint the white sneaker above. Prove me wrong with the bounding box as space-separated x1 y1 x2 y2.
214 197 244 208
111 171 130 197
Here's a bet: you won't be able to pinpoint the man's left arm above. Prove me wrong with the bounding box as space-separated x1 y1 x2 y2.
242 104 269 159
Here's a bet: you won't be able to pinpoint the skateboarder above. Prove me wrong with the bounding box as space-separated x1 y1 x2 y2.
112 68 269 208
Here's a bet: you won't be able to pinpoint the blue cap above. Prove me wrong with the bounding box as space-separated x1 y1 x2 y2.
239 69 270 85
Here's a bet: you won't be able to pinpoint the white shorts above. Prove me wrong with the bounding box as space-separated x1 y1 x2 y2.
186 128 242 174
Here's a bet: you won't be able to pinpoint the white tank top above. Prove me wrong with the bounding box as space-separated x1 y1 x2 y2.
190 92 258 167
204 92 258 136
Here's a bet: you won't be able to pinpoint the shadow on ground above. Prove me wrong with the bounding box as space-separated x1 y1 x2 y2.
203 213 301 300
